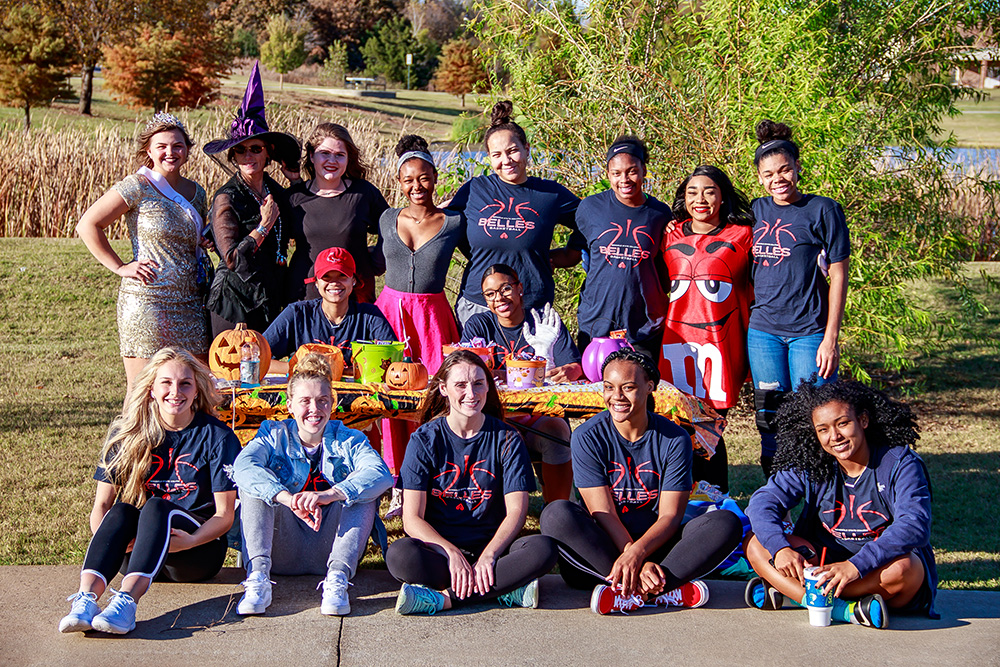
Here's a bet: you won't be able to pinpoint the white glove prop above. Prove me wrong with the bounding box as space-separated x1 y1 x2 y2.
523 303 562 371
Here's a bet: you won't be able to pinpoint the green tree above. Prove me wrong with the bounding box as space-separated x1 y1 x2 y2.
260 13 307 89
474 0 999 377
309 0 400 70
0 5 72 129
433 38 486 106
361 16 439 87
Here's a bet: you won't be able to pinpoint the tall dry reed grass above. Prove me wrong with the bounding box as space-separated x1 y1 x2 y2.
0 106 397 239
951 173 1000 261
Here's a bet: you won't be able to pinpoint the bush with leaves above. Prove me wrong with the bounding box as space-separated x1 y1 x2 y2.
0 5 72 129
260 13 307 89
361 16 439 88
473 0 998 378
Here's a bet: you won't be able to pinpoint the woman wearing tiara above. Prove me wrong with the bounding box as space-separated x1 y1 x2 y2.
77 112 211 392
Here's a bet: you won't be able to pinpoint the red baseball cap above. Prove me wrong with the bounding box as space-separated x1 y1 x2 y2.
304 246 361 286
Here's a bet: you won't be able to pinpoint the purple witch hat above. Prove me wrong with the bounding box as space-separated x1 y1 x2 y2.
203 61 301 171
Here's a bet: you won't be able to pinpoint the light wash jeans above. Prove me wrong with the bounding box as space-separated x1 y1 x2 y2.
747 328 836 459
240 493 376 579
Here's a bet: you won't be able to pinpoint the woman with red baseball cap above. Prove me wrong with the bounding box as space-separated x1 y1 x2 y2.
263 246 397 375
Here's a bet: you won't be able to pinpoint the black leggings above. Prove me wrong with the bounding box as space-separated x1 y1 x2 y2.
539 500 743 591
385 535 558 606
82 498 227 586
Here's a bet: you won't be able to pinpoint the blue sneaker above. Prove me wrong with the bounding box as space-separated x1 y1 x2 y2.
498 579 539 609
91 589 137 635
59 591 101 633
851 594 888 629
394 584 446 615
744 577 784 611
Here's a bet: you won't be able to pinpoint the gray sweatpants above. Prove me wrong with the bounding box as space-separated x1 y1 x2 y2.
239 493 376 579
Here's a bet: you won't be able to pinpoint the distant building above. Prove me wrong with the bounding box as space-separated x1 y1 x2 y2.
954 48 1000 89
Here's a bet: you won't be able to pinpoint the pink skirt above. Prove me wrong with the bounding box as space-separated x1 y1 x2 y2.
375 286 459 375
374 287 460 475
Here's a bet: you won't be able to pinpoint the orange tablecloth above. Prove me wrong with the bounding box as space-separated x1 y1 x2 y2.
218 381 724 458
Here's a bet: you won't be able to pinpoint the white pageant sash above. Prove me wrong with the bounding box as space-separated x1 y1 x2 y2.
137 165 208 256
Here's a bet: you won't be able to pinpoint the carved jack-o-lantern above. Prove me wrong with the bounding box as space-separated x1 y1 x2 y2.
384 357 428 390
209 323 272 381
288 343 345 381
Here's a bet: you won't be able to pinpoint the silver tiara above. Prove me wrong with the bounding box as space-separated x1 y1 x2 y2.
145 111 185 132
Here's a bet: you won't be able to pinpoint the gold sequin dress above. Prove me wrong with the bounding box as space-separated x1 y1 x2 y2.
113 174 210 358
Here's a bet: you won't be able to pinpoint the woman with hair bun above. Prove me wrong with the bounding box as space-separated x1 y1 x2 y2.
447 101 581 326
748 120 851 477
375 134 463 515
287 122 389 304
58 348 240 635
744 380 937 627
659 164 755 492
571 135 672 358
232 352 392 617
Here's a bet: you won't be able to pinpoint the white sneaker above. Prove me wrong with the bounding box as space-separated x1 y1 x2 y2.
319 570 351 616
90 589 136 634
59 591 101 633
237 571 273 615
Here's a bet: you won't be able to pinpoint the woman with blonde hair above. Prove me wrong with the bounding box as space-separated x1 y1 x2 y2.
77 113 212 392
232 352 392 617
286 122 389 304
59 348 241 636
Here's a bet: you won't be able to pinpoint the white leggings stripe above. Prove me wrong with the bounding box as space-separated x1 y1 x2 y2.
127 508 203 584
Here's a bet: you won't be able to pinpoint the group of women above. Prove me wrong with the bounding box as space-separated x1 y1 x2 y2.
63 67 936 635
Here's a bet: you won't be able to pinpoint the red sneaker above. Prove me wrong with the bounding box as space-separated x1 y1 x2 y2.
590 584 645 615
652 580 709 608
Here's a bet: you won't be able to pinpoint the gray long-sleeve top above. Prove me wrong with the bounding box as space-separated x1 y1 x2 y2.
379 208 462 294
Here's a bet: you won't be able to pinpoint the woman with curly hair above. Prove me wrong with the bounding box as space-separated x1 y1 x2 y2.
286 123 389 304
59 348 241 635
744 379 938 628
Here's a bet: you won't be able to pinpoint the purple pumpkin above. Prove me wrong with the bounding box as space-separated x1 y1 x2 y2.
582 337 632 382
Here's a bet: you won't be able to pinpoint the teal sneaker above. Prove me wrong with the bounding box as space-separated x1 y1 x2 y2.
497 579 539 609
91 589 136 635
851 594 889 629
395 584 446 615
59 591 101 633
744 577 784 611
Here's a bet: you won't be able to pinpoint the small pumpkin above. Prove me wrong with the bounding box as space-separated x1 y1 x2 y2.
385 356 428 390
209 323 272 381
288 343 346 381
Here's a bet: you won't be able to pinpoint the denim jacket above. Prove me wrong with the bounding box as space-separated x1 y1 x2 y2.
233 418 393 551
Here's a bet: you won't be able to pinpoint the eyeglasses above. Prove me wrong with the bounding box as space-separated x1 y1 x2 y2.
482 282 518 301
233 144 266 155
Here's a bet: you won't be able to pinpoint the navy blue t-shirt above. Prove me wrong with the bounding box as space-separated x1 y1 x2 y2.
263 298 397 364
813 466 892 560
572 410 693 539
750 194 850 336
95 412 240 521
448 174 579 311
400 414 536 553
462 311 581 369
572 190 672 341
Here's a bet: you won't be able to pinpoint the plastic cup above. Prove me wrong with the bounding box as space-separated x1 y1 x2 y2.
803 566 833 627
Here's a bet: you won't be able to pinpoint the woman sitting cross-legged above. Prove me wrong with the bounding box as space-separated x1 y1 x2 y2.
743 379 937 628
540 350 744 615
232 352 392 616
59 348 240 635
385 350 559 614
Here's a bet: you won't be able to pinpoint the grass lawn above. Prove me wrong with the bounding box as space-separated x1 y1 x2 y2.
1 238 998 590
940 89 1000 148
0 73 479 145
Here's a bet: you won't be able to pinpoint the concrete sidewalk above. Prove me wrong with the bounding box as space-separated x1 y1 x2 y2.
5 566 999 666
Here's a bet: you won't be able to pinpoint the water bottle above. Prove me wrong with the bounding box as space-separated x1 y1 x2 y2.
240 339 260 385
